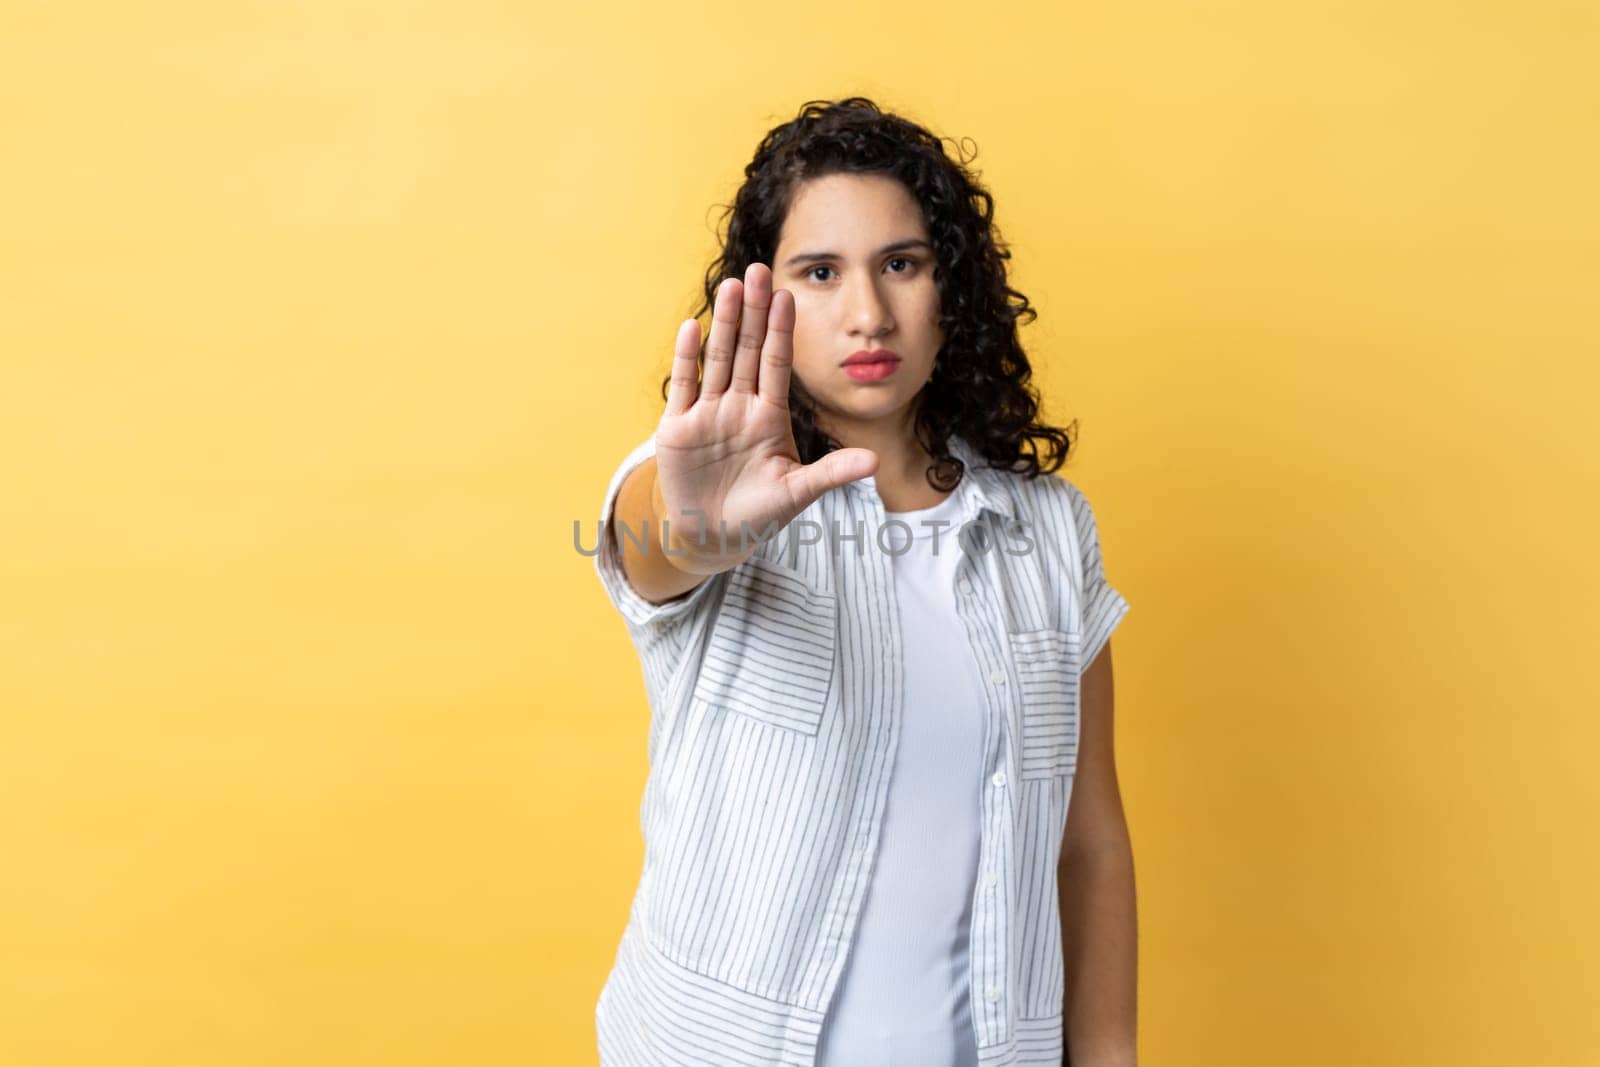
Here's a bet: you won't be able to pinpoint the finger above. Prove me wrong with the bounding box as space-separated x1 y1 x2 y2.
783 447 878 511
728 262 771 394
699 277 743 397
757 288 795 408
664 318 701 416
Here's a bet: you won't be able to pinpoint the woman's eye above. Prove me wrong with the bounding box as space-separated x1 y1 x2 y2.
806 259 914 283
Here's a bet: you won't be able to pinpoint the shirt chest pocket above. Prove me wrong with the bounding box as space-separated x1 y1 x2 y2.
691 555 838 736
1007 628 1083 780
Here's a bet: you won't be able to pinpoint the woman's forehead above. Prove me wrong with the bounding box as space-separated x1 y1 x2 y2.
776 174 928 254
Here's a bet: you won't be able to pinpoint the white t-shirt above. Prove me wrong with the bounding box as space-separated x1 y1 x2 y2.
815 488 987 1067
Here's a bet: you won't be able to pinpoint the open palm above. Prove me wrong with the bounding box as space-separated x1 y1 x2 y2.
654 262 878 572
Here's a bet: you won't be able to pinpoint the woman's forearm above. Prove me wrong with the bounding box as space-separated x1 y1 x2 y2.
1058 842 1138 1066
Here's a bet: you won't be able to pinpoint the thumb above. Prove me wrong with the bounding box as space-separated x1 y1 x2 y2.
785 448 879 510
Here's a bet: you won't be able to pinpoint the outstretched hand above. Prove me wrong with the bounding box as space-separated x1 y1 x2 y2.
654 261 878 573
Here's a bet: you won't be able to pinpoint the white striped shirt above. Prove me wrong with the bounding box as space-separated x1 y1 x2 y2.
592 432 1131 1066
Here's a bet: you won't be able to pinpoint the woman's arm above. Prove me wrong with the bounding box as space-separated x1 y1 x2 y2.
613 455 711 606
1058 640 1138 1067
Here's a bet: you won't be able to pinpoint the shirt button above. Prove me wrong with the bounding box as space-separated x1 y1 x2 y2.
985 987 1002 1003
989 669 1006 686
984 875 997 890
991 770 1007 788
957 578 972 595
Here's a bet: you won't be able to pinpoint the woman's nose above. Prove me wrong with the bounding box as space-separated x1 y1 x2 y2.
846 276 894 336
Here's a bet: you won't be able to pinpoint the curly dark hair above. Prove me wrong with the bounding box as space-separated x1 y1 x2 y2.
659 96 1077 491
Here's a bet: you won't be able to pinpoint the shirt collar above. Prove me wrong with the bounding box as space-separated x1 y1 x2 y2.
842 433 1017 522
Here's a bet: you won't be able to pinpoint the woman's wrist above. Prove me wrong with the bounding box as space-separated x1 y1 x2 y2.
651 471 752 576
651 471 718 574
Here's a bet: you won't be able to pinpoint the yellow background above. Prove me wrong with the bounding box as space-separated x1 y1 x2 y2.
3 2 1597 1064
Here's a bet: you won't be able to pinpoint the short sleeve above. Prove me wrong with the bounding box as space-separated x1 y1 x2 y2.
594 434 722 634
1064 482 1131 671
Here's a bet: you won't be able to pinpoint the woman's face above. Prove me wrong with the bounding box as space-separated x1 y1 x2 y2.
770 172 944 436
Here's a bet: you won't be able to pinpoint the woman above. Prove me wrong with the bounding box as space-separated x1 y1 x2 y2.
594 97 1137 1067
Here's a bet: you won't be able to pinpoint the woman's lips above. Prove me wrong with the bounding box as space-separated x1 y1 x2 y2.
843 358 900 382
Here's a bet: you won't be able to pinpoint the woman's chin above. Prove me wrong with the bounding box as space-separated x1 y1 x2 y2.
815 397 917 431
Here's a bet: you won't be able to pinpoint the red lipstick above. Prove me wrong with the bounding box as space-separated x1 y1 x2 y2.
841 349 901 383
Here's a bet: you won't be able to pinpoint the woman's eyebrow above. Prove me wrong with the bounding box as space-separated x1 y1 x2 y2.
781 238 932 269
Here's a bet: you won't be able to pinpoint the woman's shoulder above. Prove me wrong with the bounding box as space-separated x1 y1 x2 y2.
981 465 1108 580
984 460 1088 525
